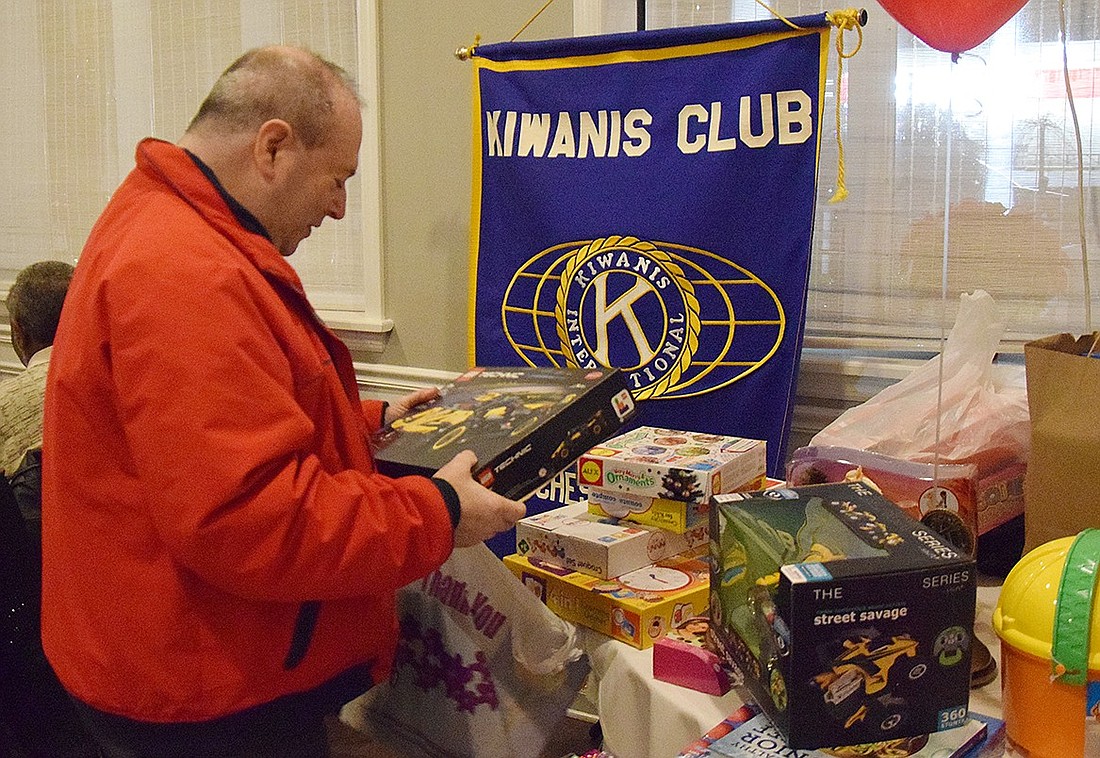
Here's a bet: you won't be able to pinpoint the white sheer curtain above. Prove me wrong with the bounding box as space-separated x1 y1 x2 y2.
0 0 384 325
579 0 1100 349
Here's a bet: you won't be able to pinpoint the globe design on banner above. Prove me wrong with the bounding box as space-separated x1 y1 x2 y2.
500 235 785 400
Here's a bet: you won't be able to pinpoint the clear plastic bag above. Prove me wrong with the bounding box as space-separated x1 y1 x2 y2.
810 290 1029 472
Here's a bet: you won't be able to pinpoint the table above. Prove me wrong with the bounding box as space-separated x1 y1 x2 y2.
577 628 742 758
577 580 1006 758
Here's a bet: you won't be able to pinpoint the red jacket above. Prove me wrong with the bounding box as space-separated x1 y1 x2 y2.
41 139 455 722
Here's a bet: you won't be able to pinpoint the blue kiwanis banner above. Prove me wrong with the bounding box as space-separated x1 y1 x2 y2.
469 15 831 479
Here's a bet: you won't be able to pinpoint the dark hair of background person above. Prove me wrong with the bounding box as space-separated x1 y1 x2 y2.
6 260 75 359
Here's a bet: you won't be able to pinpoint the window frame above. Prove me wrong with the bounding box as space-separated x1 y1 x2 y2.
0 0 391 351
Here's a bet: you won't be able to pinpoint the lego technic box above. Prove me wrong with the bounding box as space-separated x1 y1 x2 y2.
372 366 637 501
708 481 976 750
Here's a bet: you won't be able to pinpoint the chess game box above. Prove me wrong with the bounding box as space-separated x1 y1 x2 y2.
709 482 976 749
576 426 766 531
514 502 708 579
372 367 636 501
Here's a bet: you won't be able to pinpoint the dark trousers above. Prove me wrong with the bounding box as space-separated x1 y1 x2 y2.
65 662 375 758
72 700 330 758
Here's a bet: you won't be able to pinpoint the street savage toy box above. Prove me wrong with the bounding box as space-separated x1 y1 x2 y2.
372 367 636 501
577 426 766 532
709 481 976 749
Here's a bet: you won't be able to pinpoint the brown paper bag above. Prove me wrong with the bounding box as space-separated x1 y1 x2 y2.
1023 333 1100 551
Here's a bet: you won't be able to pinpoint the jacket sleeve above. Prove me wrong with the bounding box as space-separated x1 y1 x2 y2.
361 398 386 434
104 244 454 603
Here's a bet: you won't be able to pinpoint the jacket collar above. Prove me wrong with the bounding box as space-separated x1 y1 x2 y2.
133 138 361 405
184 149 271 242
134 138 305 300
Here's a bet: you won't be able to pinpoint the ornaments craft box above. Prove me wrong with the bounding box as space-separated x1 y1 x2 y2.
504 552 709 649
372 366 637 501
513 502 708 580
577 426 766 532
709 481 976 749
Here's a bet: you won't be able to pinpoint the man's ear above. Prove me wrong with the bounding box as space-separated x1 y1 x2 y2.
253 119 295 181
9 320 28 367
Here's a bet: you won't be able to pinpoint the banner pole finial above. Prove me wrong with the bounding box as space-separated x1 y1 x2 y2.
455 33 482 61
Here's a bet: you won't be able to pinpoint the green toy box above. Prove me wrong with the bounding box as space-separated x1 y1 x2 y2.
708 481 976 749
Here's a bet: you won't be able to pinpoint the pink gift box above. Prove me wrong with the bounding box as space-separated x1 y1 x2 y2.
652 616 740 696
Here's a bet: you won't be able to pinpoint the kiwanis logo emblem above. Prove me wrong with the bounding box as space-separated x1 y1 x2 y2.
501 235 785 399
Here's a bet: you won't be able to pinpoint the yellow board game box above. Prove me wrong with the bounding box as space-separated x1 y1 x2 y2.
504 552 709 649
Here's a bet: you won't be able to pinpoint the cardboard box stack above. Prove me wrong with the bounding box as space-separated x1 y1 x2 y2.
507 427 767 693
577 426 767 533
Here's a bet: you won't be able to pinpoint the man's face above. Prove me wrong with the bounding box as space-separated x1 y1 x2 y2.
268 90 362 256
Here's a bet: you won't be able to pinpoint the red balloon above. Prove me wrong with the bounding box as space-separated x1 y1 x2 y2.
876 0 1028 54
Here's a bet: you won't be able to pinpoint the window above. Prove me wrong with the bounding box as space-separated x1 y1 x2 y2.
575 0 1100 350
0 0 389 336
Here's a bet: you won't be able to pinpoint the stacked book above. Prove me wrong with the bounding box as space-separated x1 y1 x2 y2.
677 703 1004 758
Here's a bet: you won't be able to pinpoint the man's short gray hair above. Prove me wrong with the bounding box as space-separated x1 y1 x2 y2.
187 46 360 148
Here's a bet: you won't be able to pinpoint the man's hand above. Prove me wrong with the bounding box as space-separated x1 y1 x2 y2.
384 386 441 426
435 450 526 548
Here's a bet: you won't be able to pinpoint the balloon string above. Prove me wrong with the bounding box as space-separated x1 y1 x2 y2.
1059 0 1091 331
934 61 957 487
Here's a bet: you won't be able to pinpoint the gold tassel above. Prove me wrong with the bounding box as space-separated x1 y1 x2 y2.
825 9 865 203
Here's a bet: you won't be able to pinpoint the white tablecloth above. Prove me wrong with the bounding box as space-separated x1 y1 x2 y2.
578 581 1006 758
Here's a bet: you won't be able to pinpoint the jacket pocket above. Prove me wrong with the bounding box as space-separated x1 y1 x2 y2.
283 600 320 669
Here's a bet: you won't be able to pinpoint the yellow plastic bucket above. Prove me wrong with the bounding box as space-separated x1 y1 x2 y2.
993 530 1100 757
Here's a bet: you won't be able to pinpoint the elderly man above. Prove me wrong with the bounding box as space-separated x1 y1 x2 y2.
42 45 524 757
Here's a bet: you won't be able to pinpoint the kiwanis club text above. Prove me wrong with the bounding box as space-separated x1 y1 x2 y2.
484 90 813 158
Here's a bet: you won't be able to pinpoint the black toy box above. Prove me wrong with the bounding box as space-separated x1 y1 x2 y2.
708 481 976 749
372 366 637 501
